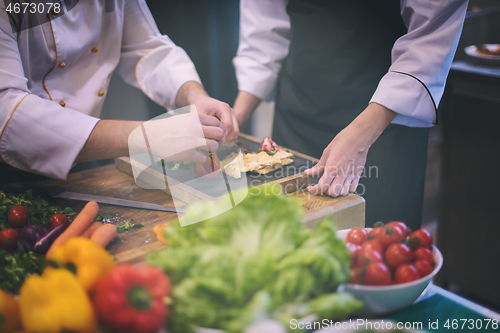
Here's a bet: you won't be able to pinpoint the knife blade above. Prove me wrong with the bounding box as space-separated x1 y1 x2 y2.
1 182 184 213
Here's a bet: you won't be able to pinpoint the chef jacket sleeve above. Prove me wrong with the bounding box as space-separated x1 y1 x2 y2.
370 0 468 127
0 11 99 180
232 0 291 101
116 0 201 110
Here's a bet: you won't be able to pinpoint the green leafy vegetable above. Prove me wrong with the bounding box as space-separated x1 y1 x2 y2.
147 185 363 333
0 249 46 294
116 221 145 233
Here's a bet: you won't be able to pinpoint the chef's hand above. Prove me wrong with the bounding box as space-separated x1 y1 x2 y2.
176 81 239 142
129 112 225 164
304 103 397 197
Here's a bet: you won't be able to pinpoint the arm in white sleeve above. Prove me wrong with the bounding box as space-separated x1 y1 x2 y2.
370 0 468 127
0 12 99 180
117 0 201 110
233 0 291 101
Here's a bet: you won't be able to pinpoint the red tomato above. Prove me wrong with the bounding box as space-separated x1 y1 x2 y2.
345 242 361 266
386 221 408 238
346 227 367 245
350 267 361 284
50 214 70 229
413 247 435 265
0 228 19 251
378 225 405 248
414 260 434 277
385 243 413 269
7 205 29 228
360 239 383 254
409 229 433 250
368 227 385 240
395 264 420 284
364 262 392 286
357 245 383 267
194 153 220 178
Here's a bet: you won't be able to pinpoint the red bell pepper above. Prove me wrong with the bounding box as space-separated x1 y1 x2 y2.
93 265 171 333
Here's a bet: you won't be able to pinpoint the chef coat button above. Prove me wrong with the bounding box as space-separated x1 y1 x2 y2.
92 47 99 53
98 90 105 97
59 62 66 68
59 101 66 107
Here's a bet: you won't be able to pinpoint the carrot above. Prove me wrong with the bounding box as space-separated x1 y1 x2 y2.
153 223 168 245
81 222 103 238
46 201 99 259
90 224 118 248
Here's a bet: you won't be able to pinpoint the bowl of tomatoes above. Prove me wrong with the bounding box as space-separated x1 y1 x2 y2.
336 222 443 316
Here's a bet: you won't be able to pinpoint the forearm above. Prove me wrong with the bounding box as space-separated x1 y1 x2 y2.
175 81 209 108
75 120 143 163
233 91 261 129
348 102 397 146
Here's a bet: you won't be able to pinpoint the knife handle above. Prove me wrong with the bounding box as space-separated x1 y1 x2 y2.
0 182 65 197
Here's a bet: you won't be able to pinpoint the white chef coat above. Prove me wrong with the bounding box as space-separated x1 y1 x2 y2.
233 0 468 128
0 0 201 180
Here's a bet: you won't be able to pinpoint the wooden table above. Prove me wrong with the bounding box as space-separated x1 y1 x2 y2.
39 163 365 265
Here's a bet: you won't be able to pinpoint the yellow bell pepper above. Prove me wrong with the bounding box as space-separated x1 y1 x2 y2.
49 237 115 291
19 267 96 333
0 288 22 332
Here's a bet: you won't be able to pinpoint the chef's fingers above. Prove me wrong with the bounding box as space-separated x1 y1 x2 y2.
199 114 226 138
307 162 337 194
202 125 226 143
341 174 355 196
212 102 235 142
304 154 328 176
226 110 240 142
349 177 360 193
327 168 348 197
304 164 324 176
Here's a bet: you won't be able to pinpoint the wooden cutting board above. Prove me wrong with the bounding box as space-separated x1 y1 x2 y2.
115 133 365 229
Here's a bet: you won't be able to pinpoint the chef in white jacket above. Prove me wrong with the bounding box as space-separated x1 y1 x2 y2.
0 0 239 180
232 0 468 228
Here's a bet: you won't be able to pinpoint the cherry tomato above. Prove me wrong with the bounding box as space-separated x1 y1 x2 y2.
386 221 408 238
7 205 29 228
0 228 19 251
378 225 405 248
368 227 385 240
413 247 435 265
395 264 420 284
414 260 434 277
345 242 361 266
194 153 220 178
360 239 383 255
364 262 392 286
357 245 383 267
346 227 367 245
349 267 361 284
385 243 413 269
50 214 70 229
409 229 433 250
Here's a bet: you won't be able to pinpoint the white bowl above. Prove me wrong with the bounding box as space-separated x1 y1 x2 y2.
336 228 443 316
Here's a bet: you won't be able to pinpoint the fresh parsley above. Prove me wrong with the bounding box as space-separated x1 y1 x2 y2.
116 221 145 233
0 249 46 294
